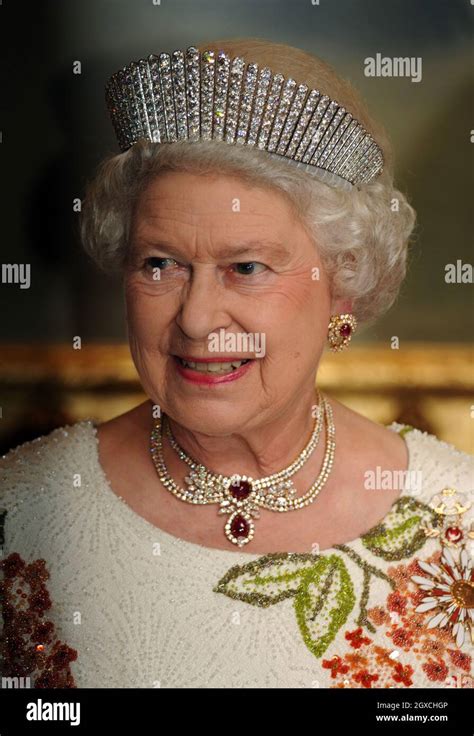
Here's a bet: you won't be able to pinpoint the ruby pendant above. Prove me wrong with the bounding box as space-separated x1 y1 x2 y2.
222 475 256 546
225 510 254 547
231 514 249 537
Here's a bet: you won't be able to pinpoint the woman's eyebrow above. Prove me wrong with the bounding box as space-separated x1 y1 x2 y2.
218 241 291 261
134 238 291 262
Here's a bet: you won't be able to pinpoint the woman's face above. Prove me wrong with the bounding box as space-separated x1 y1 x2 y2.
125 170 339 435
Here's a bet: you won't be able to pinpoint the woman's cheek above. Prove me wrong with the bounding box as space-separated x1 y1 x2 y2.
126 282 163 331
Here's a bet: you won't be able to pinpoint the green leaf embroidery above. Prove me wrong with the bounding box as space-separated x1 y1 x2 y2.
214 552 355 658
213 552 318 607
294 555 355 657
361 496 439 561
334 544 395 632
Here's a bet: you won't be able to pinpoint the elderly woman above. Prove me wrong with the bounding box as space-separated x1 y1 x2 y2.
1 38 472 690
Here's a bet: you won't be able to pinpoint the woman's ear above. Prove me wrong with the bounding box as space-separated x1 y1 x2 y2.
330 298 353 315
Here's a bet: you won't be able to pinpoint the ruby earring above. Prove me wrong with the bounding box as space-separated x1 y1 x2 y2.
327 313 357 352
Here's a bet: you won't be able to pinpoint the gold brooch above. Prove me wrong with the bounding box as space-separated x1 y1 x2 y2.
411 488 473 649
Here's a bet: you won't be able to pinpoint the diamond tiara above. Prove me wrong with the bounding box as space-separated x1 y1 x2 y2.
105 46 384 191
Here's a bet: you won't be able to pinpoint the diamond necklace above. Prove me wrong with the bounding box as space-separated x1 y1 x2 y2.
165 388 324 503
149 393 336 547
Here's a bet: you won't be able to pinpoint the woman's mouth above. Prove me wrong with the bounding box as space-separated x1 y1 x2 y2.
172 355 255 384
178 357 250 373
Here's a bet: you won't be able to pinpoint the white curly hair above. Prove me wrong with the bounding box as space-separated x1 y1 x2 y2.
80 38 416 325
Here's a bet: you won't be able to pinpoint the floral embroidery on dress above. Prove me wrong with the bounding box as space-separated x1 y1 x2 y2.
361 495 441 561
214 552 356 657
0 548 77 688
412 546 473 648
213 496 438 660
323 553 473 688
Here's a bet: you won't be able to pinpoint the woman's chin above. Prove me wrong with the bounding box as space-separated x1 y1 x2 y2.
164 401 258 437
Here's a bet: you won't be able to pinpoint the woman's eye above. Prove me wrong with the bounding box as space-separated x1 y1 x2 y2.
232 262 267 276
143 257 179 274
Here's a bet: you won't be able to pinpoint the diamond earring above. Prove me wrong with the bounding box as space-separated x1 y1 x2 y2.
327 313 357 352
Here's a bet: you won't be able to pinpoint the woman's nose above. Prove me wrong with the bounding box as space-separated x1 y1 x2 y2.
175 265 230 341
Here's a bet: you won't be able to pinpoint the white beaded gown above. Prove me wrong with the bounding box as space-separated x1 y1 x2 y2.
0 420 473 688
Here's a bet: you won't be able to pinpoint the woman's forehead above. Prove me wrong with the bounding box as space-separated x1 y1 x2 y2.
131 211 304 261
131 172 306 256
136 170 293 216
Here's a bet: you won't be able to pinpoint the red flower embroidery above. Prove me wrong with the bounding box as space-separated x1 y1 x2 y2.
346 652 369 668
0 552 77 688
368 606 390 626
409 589 426 607
420 638 445 658
422 658 449 682
387 591 407 616
392 662 414 687
403 612 427 636
345 627 372 649
373 645 395 668
389 627 414 649
387 560 424 590
327 553 472 689
353 669 379 688
322 656 350 679
447 649 471 673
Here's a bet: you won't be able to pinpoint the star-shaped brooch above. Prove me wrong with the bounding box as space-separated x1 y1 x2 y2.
412 487 473 649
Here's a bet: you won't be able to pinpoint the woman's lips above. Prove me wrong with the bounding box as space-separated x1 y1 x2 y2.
172 355 256 385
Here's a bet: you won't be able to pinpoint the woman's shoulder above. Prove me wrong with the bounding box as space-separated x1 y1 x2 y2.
393 422 473 473
391 422 473 507
329 397 472 504
0 420 98 508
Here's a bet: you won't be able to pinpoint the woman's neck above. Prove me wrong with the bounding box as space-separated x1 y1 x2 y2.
160 386 322 479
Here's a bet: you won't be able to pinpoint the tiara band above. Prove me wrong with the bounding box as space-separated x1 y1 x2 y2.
105 46 384 190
